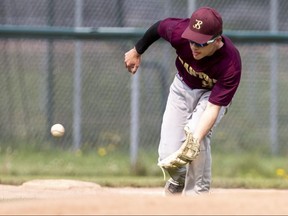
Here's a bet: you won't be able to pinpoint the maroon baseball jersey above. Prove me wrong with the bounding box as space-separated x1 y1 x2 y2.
158 18 242 106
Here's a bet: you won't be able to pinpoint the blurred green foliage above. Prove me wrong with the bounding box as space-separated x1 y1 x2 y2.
0 143 288 189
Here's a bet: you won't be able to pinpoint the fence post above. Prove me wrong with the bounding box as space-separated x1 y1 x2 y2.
269 0 279 155
73 0 83 151
46 0 55 139
130 70 140 169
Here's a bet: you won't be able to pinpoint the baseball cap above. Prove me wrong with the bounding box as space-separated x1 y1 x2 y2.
182 7 223 44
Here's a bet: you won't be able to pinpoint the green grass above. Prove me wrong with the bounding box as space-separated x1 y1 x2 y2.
1 145 288 189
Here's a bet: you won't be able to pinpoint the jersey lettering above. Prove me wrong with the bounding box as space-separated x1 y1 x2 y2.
178 56 217 88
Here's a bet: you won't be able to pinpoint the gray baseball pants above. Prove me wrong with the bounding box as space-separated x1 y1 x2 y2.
158 74 228 195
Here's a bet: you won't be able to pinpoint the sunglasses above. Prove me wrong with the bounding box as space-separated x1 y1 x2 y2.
189 37 218 48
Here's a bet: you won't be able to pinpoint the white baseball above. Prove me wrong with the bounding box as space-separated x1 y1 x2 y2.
51 124 65 137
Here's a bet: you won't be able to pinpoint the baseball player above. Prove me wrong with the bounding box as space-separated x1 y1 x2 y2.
124 7 242 195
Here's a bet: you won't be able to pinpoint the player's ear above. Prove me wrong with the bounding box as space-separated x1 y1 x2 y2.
216 36 222 42
215 36 222 46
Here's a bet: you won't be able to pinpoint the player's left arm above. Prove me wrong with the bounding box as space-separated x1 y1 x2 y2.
193 102 221 142
157 102 222 169
194 60 242 142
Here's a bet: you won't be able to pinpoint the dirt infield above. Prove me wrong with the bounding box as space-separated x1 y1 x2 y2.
0 179 287 215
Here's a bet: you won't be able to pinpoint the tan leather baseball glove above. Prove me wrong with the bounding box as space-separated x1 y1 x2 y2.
158 126 200 169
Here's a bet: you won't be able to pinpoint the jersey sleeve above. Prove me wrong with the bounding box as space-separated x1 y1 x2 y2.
135 18 187 54
158 18 187 43
209 63 241 106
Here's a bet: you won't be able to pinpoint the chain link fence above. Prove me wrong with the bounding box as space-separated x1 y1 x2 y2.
0 0 288 162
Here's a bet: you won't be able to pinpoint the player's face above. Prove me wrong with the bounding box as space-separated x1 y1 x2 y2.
189 37 222 60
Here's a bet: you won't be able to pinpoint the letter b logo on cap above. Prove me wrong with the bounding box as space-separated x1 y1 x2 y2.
193 19 203 29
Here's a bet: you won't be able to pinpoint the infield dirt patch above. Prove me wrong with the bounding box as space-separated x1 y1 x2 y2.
0 179 287 215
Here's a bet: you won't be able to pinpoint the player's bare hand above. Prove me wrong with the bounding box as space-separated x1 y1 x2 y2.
124 47 141 74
